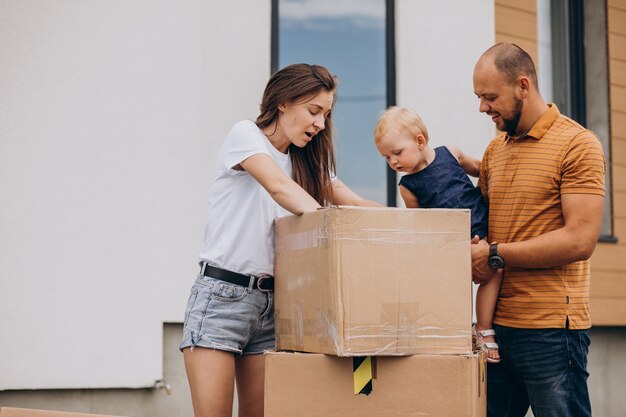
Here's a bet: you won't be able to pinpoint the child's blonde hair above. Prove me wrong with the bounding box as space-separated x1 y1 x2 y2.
374 106 429 145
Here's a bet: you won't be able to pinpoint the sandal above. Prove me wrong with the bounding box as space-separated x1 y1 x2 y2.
472 324 501 364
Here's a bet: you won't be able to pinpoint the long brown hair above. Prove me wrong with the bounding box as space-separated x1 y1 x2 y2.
256 64 337 205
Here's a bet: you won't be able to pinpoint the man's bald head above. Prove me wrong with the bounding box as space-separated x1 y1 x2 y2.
477 43 539 90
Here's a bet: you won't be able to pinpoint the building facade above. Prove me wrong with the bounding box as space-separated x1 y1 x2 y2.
1 1 624 416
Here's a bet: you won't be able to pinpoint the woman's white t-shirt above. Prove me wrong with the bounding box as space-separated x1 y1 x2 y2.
198 120 291 277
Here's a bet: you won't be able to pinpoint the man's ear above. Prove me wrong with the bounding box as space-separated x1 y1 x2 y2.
518 76 531 98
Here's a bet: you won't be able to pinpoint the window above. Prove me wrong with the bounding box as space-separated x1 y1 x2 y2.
273 0 395 205
537 0 615 240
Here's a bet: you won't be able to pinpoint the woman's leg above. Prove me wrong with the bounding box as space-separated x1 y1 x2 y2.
235 354 265 417
476 270 503 361
183 347 236 417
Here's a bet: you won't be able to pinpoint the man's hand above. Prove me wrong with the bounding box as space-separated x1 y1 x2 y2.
471 238 499 285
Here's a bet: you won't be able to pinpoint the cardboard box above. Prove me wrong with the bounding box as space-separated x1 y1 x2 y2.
275 207 473 356
0 408 126 417
264 351 486 417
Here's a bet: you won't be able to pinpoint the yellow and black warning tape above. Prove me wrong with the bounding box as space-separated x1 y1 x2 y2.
352 356 373 395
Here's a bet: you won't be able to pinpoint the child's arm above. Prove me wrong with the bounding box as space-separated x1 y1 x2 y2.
400 185 420 208
447 145 481 177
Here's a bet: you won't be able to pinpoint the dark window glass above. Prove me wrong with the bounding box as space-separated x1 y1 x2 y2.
545 0 614 240
275 0 388 204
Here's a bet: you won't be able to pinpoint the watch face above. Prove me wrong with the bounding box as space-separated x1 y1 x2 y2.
489 255 505 270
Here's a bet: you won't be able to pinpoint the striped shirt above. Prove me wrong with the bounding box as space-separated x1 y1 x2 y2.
479 104 605 329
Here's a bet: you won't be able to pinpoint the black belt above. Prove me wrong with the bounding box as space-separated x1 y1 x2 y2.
201 264 274 291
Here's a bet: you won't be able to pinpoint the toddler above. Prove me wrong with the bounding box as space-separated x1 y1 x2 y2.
374 106 502 363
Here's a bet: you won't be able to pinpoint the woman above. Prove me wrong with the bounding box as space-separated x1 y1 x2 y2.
180 63 379 417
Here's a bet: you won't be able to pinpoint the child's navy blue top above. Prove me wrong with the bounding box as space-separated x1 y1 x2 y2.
399 146 488 239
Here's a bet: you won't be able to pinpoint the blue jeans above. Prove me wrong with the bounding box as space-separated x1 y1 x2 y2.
487 324 591 417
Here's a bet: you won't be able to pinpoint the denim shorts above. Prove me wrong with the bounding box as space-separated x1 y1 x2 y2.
179 273 275 355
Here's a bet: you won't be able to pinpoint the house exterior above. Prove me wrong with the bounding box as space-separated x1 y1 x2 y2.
498 0 625 329
1 1 624 416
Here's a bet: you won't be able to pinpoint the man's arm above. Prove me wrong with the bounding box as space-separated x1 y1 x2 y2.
500 193 603 267
472 193 604 284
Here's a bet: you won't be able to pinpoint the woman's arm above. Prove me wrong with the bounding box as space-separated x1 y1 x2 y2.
240 153 321 215
330 178 383 207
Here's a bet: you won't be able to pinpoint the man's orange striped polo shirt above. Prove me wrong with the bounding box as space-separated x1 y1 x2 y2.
479 104 605 329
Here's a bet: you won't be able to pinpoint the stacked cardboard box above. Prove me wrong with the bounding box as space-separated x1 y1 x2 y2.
264 352 485 416
0 408 127 417
268 207 486 417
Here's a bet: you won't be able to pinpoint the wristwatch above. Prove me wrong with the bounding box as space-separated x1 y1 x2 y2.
488 243 505 270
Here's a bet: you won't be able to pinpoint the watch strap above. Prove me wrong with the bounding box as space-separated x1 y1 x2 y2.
489 243 498 257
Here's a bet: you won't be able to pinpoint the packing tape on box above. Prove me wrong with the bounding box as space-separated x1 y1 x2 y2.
352 356 373 395
276 229 469 251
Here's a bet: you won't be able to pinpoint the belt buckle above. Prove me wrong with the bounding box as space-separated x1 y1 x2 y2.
255 277 271 292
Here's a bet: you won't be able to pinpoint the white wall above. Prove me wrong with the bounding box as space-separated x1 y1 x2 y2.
395 0 495 160
537 0 554 103
0 0 270 389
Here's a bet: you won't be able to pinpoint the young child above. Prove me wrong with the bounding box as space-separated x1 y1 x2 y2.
374 106 502 363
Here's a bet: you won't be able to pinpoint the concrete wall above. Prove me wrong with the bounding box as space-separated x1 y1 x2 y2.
395 0 495 162
2 1 625 416
1 325 624 417
0 325 192 417
0 0 270 390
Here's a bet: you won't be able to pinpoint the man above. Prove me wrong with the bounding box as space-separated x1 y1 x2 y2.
471 43 606 417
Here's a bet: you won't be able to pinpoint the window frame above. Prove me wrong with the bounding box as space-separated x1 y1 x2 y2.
271 0 398 207
548 0 616 242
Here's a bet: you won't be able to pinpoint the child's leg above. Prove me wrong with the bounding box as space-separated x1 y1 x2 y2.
476 269 503 362
476 269 502 330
